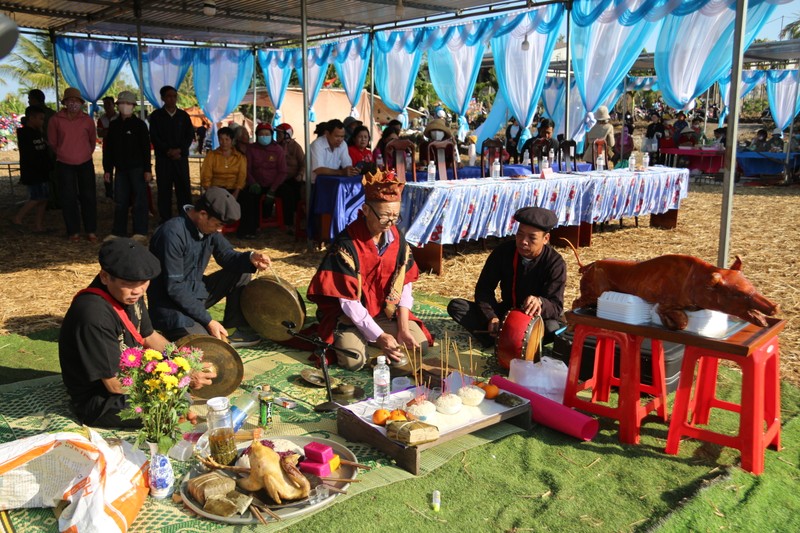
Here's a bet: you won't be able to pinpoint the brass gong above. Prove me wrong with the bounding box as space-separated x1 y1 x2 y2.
175 334 244 399
241 276 306 342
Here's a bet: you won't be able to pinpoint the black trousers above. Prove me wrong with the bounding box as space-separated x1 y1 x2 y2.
162 269 253 341
237 187 263 237
58 159 97 235
447 298 562 348
73 394 143 429
155 156 192 224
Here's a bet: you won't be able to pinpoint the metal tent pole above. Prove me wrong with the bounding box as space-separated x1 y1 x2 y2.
718 0 747 268
564 0 572 139
370 31 375 136
621 77 627 161
135 22 146 120
301 0 313 248
783 77 799 183
702 86 709 140
50 30 60 106
252 48 257 140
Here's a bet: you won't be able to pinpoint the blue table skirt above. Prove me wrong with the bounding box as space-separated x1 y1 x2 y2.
736 152 799 176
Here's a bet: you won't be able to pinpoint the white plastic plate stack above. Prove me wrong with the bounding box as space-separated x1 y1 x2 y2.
651 305 731 338
597 291 654 325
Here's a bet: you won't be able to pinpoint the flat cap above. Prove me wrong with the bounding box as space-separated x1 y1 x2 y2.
514 207 558 232
99 238 161 281
201 187 241 223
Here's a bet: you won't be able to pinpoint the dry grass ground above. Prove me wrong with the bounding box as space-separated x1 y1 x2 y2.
1 146 798 388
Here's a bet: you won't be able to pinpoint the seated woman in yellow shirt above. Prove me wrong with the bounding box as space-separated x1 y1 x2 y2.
200 127 247 198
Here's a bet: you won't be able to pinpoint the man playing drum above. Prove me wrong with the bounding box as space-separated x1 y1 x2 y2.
147 187 272 347
59 238 216 427
448 207 566 348
307 168 433 371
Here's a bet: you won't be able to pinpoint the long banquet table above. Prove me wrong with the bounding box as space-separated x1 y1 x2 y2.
736 151 799 177
398 166 689 273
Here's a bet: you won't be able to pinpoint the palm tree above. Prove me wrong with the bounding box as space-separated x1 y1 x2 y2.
0 34 65 93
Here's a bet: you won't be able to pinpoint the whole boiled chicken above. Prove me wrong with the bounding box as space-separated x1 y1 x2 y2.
237 439 311 505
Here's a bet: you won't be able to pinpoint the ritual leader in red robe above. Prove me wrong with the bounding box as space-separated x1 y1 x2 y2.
307 168 432 371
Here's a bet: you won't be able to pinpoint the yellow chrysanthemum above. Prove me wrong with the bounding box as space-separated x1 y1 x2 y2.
144 349 163 361
144 378 161 391
173 356 191 372
155 362 171 374
159 392 168 402
162 374 179 389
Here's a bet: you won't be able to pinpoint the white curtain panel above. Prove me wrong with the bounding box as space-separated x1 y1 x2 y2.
382 36 420 111
333 37 370 118
427 24 483 116
767 70 800 131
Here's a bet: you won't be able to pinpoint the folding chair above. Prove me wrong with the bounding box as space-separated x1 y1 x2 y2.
480 138 504 177
428 139 458 181
385 139 417 182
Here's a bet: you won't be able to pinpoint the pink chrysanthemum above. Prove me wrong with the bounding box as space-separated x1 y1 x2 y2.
167 360 179 374
144 360 157 373
178 376 191 388
121 377 133 387
134 406 143 413
119 347 143 368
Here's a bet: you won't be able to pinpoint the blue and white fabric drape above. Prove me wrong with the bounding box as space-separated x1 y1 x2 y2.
55 37 133 114
655 0 778 111
295 44 333 123
474 90 509 149
427 21 489 141
628 76 659 92
541 76 588 150
717 70 766 126
491 5 564 151
129 46 194 108
374 29 427 130
193 48 254 148
766 70 800 132
258 49 296 127
332 36 371 119
571 1 660 118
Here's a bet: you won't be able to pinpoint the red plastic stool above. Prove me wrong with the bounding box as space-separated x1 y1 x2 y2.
665 335 780 475
259 196 285 230
221 220 239 234
563 324 668 444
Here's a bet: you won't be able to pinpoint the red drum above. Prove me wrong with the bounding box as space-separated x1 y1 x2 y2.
495 309 544 369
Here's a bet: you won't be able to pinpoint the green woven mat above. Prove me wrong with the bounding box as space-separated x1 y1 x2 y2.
0 296 523 532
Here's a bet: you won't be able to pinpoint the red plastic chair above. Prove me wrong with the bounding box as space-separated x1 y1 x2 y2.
480 138 504 177
427 139 458 181
385 139 417 182
259 196 285 230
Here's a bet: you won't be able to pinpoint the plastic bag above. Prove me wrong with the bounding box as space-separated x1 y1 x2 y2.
509 356 569 404
0 429 148 533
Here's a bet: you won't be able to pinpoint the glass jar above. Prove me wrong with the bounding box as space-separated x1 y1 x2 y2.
206 396 237 465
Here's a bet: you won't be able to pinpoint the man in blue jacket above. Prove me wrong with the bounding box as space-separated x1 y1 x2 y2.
147 187 271 347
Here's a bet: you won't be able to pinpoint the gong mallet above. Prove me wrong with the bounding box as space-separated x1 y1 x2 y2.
282 321 360 413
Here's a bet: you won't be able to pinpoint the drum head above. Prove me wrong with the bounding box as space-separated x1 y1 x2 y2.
175 335 244 399
495 309 543 369
241 276 306 342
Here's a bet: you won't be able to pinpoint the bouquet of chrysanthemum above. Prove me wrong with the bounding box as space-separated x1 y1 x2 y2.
117 343 204 453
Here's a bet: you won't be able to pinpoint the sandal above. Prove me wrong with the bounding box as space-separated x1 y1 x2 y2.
86 234 98 243
68 234 80 243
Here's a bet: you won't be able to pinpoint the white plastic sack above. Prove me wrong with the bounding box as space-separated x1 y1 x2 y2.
0 429 148 533
509 356 569 404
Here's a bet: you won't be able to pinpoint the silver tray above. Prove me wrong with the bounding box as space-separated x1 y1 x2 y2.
180 435 358 524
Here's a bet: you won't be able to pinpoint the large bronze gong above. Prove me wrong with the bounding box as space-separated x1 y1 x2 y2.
240 276 306 342
175 334 244 399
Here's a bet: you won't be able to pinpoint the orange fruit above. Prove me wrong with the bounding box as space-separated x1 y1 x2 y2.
483 384 500 399
372 409 391 426
388 409 408 421
474 381 488 390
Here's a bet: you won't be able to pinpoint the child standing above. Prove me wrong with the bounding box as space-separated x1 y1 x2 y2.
12 106 52 233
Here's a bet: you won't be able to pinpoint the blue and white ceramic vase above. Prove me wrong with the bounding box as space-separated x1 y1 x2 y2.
147 441 175 499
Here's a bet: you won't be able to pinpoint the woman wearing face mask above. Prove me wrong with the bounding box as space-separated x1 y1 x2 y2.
419 118 456 166
47 87 98 243
237 123 287 239
101 91 152 243
347 125 373 168
200 127 247 198
373 127 399 166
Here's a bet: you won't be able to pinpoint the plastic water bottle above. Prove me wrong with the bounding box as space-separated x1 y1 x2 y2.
373 356 391 405
468 144 476 166
206 397 237 465
522 150 531 166
628 153 636 171
376 152 384 168
404 153 412 169
541 156 550 170
432 490 441 512
491 159 501 178
427 160 436 182
642 152 649 170
548 148 555 168
596 153 605 171
230 388 261 433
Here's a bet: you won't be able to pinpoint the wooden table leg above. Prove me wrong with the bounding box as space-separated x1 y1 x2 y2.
650 209 678 229
411 243 443 275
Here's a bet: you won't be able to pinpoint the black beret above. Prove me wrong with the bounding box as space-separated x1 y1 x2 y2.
201 187 241 223
514 207 558 232
99 238 161 281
